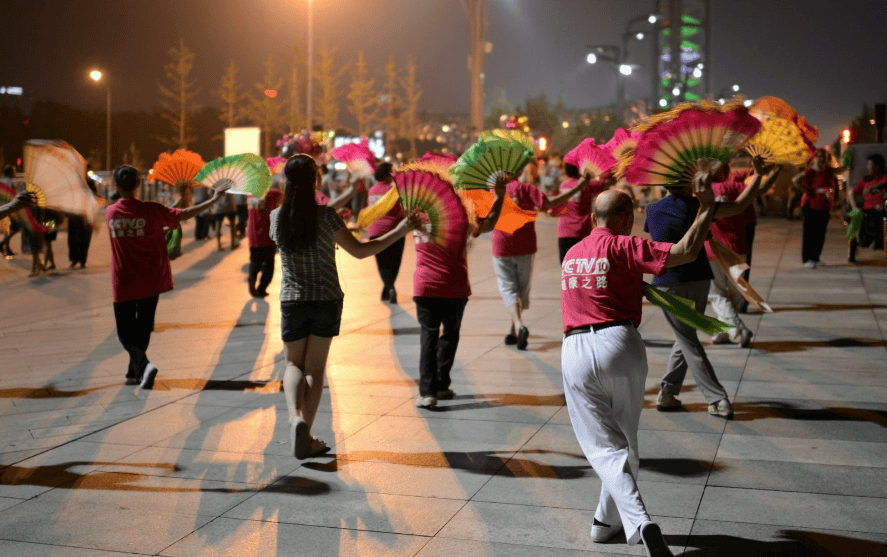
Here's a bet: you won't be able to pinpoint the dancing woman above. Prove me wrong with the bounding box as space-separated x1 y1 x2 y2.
270 155 419 459
792 149 838 267
367 162 406 303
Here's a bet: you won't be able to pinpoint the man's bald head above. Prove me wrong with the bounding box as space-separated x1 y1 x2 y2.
594 189 634 220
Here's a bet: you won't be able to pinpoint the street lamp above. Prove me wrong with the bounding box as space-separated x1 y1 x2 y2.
586 45 625 111
306 0 314 132
89 69 111 172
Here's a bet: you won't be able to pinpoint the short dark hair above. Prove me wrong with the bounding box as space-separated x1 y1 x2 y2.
2 165 13 178
374 162 393 182
868 154 885 173
114 166 140 191
563 162 579 179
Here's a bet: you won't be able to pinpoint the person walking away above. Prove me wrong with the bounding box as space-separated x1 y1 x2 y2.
367 162 406 304
561 171 716 555
247 182 283 298
645 156 775 418
213 191 238 251
107 166 228 388
270 155 419 459
553 162 613 263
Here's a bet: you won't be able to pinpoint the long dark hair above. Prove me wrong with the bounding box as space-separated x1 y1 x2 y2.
276 155 319 249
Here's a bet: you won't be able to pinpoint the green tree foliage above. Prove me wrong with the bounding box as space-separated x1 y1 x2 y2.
399 55 422 160
158 38 200 150
213 61 246 129
347 51 380 137
244 55 286 156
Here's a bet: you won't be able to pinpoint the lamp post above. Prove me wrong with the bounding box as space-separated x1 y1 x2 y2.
463 0 488 138
89 70 111 172
305 0 314 132
585 45 629 114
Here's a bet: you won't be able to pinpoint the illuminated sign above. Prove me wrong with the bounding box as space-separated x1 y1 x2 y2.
0 86 23 96
264 89 278 98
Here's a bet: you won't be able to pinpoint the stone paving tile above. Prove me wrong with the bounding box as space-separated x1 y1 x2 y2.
716 432 887 467
0 499 214 554
682 519 887 556
0 540 144 557
160 517 431 557
415 537 624 557
697 486 887 534
437 501 691 555
224 486 466 536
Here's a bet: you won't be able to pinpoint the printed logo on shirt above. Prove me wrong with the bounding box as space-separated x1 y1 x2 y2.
108 217 146 238
561 257 610 291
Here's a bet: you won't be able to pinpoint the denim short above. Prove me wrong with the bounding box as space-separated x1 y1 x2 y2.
281 300 343 342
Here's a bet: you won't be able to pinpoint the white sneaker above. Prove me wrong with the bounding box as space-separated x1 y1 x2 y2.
591 518 622 543
656 388 682 411
708 398 734 418
711 332 731 344
415 396 437 408
803 260 817 269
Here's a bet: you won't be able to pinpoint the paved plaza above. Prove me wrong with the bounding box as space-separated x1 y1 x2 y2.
0 214 886 556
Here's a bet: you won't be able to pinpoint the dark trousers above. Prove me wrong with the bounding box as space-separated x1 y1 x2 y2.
113 295 159 378
67 216 92 265
801 208 830 263
372 236 405 291
558 237 583 264
849 210 885 258
249 245 277 293
195 215 212 240
414 297 468 397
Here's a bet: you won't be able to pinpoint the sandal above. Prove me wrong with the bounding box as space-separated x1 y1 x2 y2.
310 437 331 457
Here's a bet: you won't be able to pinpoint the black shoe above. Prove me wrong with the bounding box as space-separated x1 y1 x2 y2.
124 376 140 385
140 364 158 389
504 333 518 345
640 522 674 557
381 287 390 301
517 327 529 350
388 288 397 304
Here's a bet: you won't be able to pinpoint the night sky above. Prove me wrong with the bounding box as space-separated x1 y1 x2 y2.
1 0 885 144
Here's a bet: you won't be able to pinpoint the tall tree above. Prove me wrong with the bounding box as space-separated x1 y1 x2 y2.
158 38 200 149
121 142 144 171
347 51 379 137
287 46 306 134
313 46 347 131
399 54 422 160
381 54 402 156
244 54 286 156
213 60 245 129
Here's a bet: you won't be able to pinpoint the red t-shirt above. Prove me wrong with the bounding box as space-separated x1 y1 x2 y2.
554 178 606 238
852 174 887 210
800 167 837 211
106 198 182 303
412 229 471 298
247 189 283 248
491 181 546 257
367 182 405 238
561 227 671 332
704 180 749 260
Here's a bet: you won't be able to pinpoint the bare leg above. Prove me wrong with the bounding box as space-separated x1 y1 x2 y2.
283 335 333 431
216 218 224 251
506 302 524 334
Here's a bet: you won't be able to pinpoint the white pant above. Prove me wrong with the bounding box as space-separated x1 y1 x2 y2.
562 325 650 545
708 260 746 343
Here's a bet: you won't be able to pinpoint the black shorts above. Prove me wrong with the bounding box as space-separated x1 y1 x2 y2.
281 300 343 342
214 213 236 224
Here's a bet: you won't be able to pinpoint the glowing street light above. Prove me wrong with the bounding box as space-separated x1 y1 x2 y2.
586 53 597 64
619 64 633 76
89 69 111 172
732 84 740 92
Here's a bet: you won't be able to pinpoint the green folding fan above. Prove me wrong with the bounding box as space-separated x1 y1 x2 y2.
449 129 535 190
193 153 272 197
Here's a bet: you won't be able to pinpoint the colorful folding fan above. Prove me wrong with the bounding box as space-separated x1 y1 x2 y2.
294 131 325 159
357 187 400 230
151 149 204 187
193 153 272 197
266 156 287 174
23 140 99 221
450 130 534 190
743 116 816 166
564 138 617 179
749 96 818 144
625 104 762 187
393 168 469 253
604 128 638 161
461 189 538 234
710 240 773 313
329 138 376 179
0 181 46 233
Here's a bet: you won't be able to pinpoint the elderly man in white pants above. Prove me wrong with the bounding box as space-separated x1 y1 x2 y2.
560 171 715 556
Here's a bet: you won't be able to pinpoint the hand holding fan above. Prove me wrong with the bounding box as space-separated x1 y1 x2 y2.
393 168 469 254
151 149 204 186
329 138 376 179
0 182 46 233
23 140 99 221
625 105 762 187
194 153 272 197
743 116 816 166
564 138 616 179
450 130 534 190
